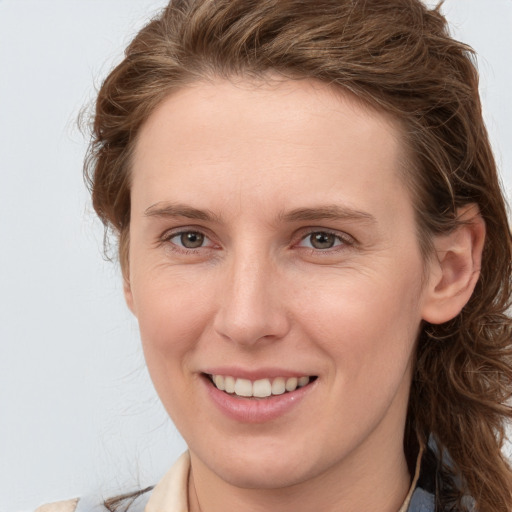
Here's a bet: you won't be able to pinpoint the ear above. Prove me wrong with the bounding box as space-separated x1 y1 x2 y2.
123 274 136 315
421 204 485 324
120 231 136 315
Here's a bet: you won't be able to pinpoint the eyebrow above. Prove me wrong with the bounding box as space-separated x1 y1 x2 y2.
279 206 377 224
144 202 376 225
144 202 222 222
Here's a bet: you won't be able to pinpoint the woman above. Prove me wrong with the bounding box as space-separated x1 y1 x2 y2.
39 0 512 511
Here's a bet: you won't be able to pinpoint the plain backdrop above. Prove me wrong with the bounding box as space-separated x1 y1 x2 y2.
1 1 511 511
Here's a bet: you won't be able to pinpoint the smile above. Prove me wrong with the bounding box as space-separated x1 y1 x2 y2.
208 374 314 398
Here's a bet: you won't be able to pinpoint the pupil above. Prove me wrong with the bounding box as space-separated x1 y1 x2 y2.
311 232 335 249
181 232 204 248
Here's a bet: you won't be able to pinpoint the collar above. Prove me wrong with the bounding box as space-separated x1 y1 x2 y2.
146 451 190 512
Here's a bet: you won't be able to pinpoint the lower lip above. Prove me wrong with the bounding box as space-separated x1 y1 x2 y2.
202 376 315 423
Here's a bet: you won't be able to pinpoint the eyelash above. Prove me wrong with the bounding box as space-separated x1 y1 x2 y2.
160 229 217 254
295 230 354 253
159 228 355 255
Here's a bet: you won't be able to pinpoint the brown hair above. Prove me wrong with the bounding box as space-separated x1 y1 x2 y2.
85 1 512 510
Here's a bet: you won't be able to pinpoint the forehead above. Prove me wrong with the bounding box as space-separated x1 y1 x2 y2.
131 77 411 223
134 77 403 159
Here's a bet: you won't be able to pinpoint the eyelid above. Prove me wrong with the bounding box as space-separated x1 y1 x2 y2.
157 225 355 252
159 226 218 250
294 228 356 249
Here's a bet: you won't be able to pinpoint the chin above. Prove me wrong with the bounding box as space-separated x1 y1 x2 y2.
196 435 329 490
214 458 316 490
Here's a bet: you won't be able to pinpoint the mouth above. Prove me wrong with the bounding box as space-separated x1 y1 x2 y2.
205 373 318 399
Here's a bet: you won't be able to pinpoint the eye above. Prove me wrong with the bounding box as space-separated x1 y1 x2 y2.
168 231 209 249
298 231 349 250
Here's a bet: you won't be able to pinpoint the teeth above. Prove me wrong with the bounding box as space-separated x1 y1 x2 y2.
253 379 271 398
224 376 236 394
234 378 252 397
213 375 225 391
285 377 298 392
271 377 286 395
298 376 310 387
210 375 311 397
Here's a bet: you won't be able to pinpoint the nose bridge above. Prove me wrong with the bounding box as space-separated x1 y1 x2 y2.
213 243 288 345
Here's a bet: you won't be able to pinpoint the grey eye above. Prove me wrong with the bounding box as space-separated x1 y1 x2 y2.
309 232 337 249
179 231 205 248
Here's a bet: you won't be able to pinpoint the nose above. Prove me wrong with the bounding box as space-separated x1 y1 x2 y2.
213 250 290 347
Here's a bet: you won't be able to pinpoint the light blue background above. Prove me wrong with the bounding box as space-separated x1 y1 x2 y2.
1 1 511 511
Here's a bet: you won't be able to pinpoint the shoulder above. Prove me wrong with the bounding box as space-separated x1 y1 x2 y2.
34 499 79 512
35 491 152 512
34 452 190 512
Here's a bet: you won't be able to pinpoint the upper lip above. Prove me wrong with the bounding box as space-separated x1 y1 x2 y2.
202 367 315 380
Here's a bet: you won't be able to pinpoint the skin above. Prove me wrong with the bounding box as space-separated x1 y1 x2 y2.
124 78 484 512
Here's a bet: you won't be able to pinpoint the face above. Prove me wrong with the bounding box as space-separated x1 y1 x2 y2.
126 78 434 490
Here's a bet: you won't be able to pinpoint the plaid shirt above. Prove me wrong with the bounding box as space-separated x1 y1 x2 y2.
406 445 437 511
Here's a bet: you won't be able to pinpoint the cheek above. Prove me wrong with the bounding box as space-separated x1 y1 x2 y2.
132 275 218 432
132 269 216 374
293 261 424 379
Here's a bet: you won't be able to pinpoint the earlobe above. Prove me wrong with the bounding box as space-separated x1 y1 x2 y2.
123 275 136 315
421 204 486 325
